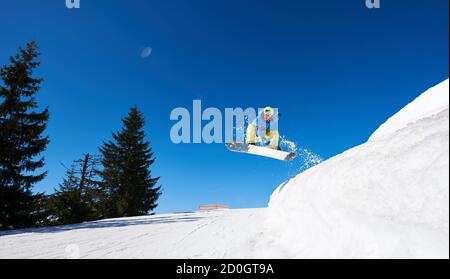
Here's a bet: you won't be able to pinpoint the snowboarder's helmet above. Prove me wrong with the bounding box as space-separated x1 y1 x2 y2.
264 107 274 116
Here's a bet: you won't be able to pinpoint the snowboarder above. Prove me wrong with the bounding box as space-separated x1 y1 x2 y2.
226 107 295 161
246 107 280 150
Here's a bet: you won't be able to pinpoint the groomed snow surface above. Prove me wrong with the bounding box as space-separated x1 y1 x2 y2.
0 79 448 259
0 209 267 259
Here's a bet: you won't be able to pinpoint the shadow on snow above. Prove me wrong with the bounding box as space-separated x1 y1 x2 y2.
0 213 203 237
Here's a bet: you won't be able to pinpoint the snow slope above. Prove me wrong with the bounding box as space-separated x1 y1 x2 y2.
0 79 448 259
0 209 266 259
266 79 449 258
370 79 449 141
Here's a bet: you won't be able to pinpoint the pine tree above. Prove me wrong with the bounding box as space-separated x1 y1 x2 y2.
99 107 161 218
0 41 49 230
47 166 87 225
47 154 102 225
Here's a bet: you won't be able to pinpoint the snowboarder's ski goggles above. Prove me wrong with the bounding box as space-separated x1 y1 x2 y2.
264 109 274 116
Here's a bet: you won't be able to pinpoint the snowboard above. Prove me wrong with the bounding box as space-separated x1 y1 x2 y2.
225 142 297 161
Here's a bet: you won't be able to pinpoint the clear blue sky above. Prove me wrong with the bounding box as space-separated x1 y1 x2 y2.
0 0 448 213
